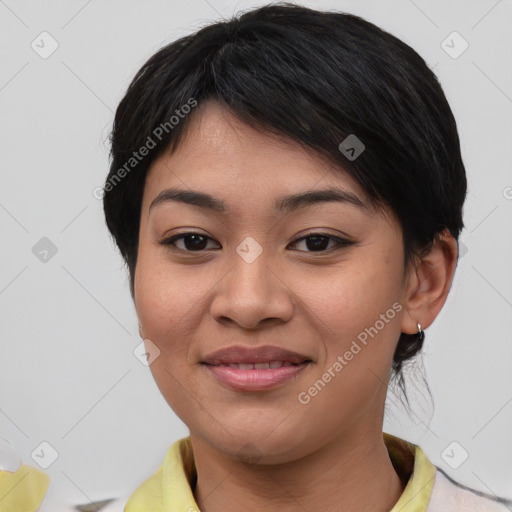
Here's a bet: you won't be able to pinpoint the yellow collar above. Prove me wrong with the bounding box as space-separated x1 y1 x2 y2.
126 432 436 512
385 432 436 512
0 464 50 511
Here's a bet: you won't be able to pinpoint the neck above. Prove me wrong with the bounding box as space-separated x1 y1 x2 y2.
191 426 405 512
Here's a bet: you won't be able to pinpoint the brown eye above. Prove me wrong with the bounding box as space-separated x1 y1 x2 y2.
160 233 220 252
289 233 354 253
160 231 354 254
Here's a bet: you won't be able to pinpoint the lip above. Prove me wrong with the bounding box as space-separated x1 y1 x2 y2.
204 361 311 391
201 345 311 365
201 345 312 391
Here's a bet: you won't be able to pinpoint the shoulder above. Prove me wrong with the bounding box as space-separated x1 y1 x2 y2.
124 436 196 512
427 467 512 512
0 464 50 511
124 463 164 511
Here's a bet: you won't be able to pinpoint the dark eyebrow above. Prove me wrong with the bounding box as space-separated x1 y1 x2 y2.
149 187 371 214
274 188 370 214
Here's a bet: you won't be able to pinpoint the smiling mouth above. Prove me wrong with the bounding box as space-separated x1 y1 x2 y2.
200 345 312 389
202 360 311 391
209 361 306 370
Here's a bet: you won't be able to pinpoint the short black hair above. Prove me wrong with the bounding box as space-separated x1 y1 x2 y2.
103 2 467 402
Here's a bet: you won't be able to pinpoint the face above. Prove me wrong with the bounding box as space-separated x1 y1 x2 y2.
134 101 414 463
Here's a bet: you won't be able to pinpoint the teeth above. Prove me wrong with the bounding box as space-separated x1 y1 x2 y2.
223 361 298 369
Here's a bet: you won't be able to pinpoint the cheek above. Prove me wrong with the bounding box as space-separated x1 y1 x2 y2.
291 266 401 435
303 258 402 335
135 240 188 324
134 253 204 416
134 244 180 344
134 246 217 360
299 257 403 390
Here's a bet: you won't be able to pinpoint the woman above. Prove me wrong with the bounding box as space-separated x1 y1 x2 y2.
102 3 511 511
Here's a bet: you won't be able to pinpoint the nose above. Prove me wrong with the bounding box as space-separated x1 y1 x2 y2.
210 253 295 330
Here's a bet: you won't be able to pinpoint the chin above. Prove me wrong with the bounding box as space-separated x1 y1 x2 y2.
193 420 315 465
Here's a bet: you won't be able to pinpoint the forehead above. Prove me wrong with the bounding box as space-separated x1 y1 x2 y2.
143 101 375 216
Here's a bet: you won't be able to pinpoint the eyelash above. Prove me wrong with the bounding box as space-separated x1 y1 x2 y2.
159 231 354 254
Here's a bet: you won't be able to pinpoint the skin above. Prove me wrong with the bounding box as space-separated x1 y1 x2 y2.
134 100 458 512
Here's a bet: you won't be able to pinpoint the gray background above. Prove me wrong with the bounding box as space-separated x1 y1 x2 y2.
0 0 511 510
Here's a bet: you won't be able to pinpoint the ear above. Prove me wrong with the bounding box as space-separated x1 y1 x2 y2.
401 229 459 335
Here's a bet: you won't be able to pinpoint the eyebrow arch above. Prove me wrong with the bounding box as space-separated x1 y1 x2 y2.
149 187 371 215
